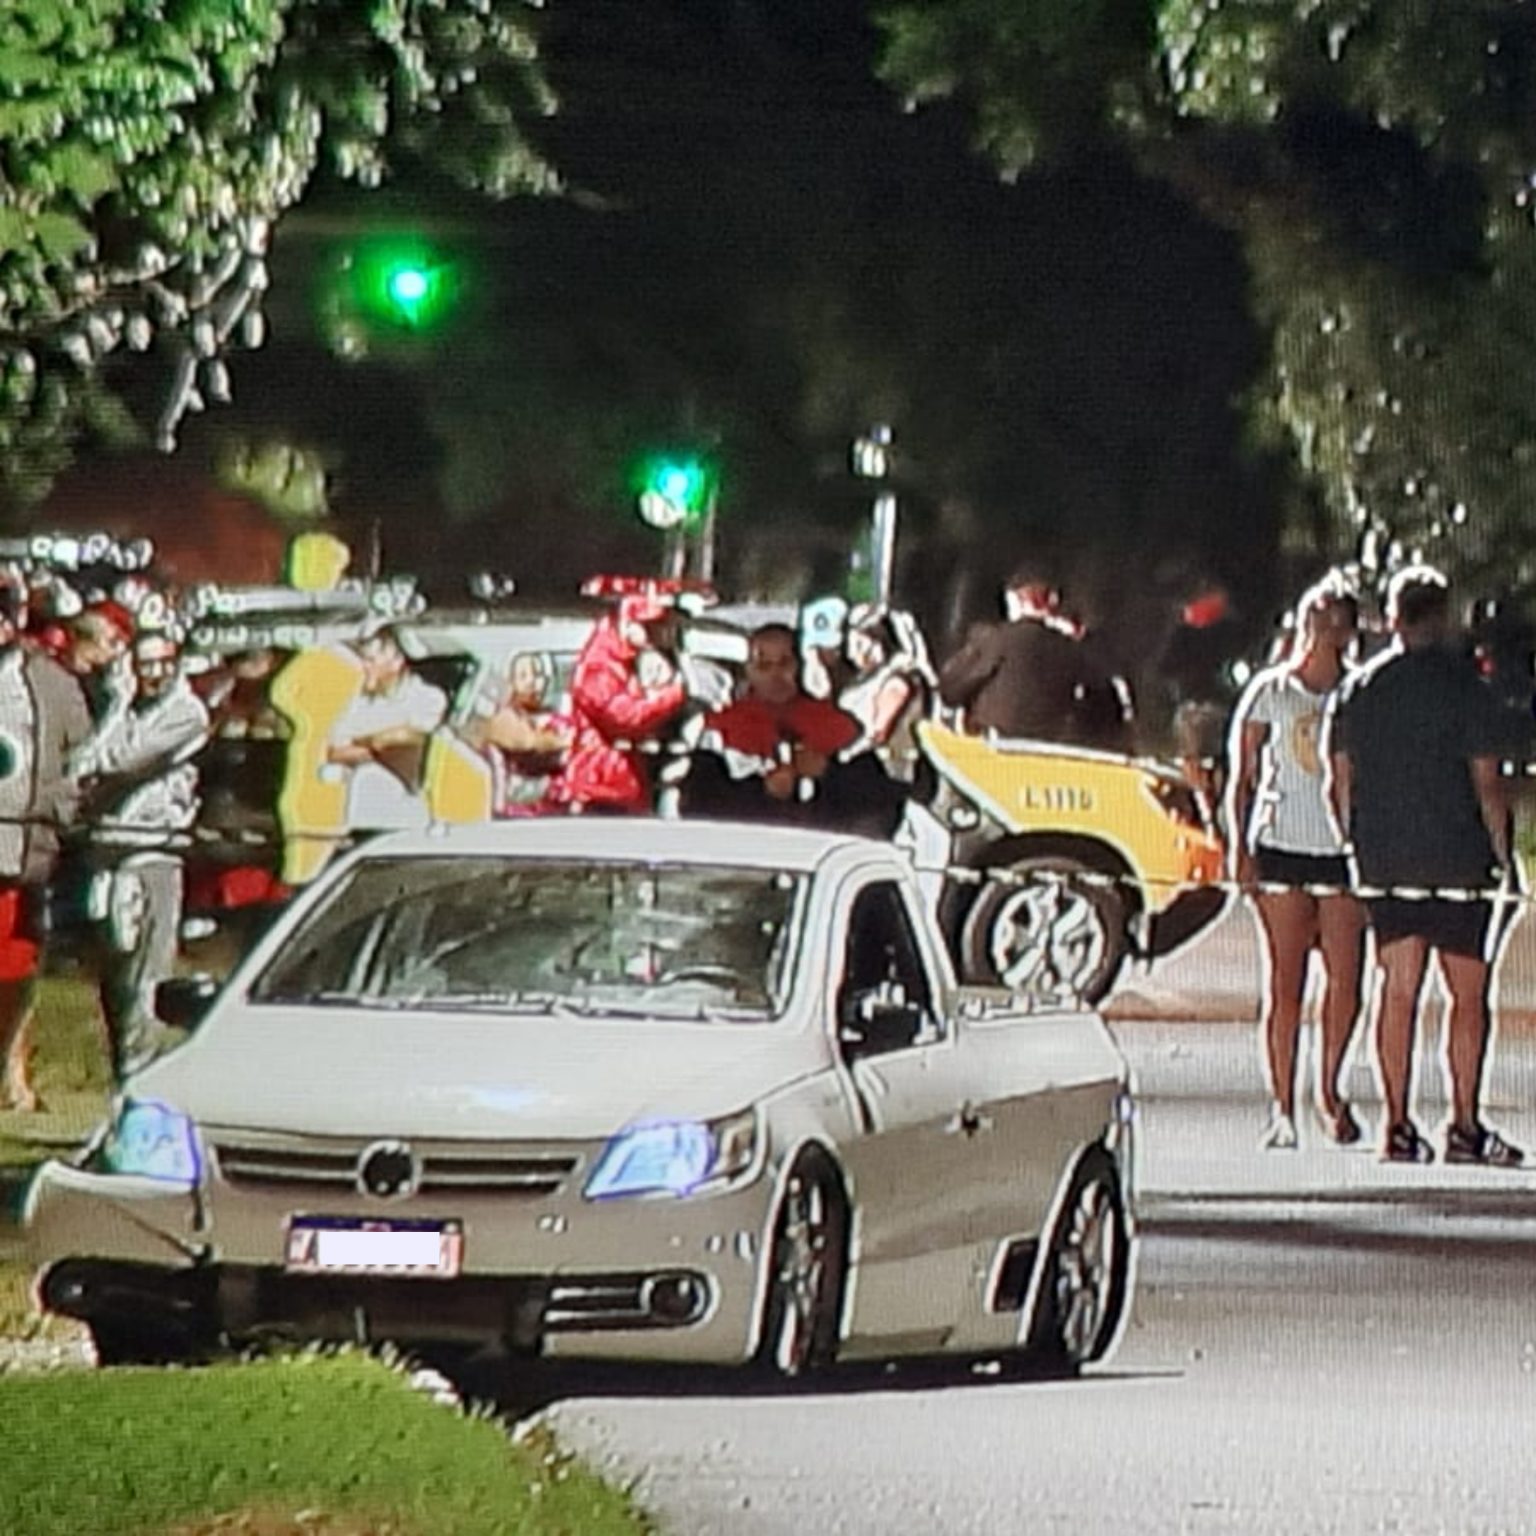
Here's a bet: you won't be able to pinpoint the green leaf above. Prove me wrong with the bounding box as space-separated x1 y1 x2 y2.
32 211 93 261
44 143 119 204
0 209 34 259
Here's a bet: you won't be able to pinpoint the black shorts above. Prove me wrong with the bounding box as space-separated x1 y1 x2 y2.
1367 895 1492 957
1253 846 1351 895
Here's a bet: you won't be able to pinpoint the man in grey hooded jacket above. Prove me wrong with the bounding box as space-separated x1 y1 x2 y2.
73 627 210 1077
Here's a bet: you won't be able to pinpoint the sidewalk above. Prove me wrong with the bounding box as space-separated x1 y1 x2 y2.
1105 901 1536 1030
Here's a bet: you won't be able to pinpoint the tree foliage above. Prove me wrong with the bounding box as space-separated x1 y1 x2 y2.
876 0 1536 594
384 0 1275 650
0 0 554 508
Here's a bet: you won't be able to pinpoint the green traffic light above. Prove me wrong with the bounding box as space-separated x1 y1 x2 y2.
658 463 700 504
346 239 458 331
632 453 716 528
387 267 430 308
380 261 441 325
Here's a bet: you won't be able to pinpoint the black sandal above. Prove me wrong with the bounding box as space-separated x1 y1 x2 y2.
1382 1120 1434 1164
1444 1122 1525 1168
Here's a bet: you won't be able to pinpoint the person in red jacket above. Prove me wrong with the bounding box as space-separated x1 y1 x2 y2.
550 591 689 814
682 623 905 837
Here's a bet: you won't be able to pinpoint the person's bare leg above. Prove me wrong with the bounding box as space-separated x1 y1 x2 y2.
1255 889 1316 1120
1375 935 1428 1129
1316 894 1366 1120
0 978 38 1112
1440 949 1492 1132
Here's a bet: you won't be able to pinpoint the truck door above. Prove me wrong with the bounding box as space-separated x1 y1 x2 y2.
831 879 980 1354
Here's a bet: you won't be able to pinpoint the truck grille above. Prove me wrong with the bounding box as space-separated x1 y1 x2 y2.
211 1136 581 1198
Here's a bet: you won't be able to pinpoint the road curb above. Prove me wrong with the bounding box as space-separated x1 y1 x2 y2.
1105 990 1256 1024
1140 1193 1536 1249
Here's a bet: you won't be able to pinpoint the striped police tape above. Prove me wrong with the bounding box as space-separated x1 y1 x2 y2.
37 811 1529 913
915 861 1522 906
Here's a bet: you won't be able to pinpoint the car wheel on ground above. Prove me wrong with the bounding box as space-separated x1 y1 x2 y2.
1023 1151 1129 1375
959 855 1127 1003
757 1156 847 1379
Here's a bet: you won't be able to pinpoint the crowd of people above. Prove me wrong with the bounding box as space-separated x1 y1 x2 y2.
458 592 924 836
906 555 1536 1169
0 555 216 1109
0 535 1532 1178
0 562 951 1110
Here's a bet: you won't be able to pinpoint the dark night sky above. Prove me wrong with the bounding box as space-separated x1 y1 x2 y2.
152 0 1281 652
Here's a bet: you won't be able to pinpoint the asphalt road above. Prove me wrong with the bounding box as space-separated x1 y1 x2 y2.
15 905 1536 1531
540 1013 1536 1536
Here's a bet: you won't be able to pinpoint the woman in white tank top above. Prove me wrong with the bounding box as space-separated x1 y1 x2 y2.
1226 580 1365 1150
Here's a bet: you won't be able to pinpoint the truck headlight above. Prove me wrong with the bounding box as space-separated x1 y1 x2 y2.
99 1098 202 1188
585 1110 757 1200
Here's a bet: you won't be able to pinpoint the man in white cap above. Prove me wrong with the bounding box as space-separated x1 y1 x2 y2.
798 596 851 702
326 625 448 832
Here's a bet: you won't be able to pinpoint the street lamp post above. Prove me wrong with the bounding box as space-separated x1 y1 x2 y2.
851 423 896 609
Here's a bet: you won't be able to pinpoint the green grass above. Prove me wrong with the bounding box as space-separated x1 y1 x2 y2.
0 972 114 1180
0 1349 650 1536
0 992 651 1536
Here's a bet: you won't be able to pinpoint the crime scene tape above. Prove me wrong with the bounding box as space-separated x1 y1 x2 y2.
0 802 1523 914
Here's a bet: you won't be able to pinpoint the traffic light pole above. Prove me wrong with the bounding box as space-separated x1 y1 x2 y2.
638 455 717 584
696 484 718 586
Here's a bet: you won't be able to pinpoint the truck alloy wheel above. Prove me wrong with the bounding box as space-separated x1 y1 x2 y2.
759 1163 847 1378
1026 1154 1129 1373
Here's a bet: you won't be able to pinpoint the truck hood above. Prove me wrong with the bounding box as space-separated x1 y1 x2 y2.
131 1004 825 1141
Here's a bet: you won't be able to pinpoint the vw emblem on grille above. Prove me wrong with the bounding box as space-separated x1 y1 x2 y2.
357 1140 420 1200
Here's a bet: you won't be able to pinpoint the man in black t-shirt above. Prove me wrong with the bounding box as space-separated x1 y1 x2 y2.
1328 568 1524 1167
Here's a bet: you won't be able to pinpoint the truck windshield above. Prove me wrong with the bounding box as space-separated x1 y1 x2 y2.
250 856 805 1020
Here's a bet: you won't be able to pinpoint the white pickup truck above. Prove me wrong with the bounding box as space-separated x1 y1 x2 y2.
27 817 1137 1382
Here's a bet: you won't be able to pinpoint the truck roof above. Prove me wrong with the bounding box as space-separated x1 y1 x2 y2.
341 816 901 876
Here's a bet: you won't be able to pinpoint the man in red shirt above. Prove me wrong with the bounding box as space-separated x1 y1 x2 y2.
683 623 903 836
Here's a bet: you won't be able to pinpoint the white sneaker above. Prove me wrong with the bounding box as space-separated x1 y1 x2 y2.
1261 1110 1298 1151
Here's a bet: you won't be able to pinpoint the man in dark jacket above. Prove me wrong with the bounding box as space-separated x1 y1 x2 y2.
938 570 1133 750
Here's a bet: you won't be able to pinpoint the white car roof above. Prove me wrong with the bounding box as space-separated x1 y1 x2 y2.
342 816 891 875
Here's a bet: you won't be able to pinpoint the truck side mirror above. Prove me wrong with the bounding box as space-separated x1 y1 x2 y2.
156 974 219 1031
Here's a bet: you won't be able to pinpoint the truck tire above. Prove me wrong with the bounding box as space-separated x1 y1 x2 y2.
1022 1150 1130 1374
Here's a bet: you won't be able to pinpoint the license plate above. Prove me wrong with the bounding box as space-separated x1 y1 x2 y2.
285 1217 463 1278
